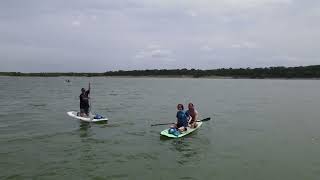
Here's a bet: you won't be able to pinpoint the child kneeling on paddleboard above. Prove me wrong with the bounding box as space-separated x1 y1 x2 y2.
170 104 189 132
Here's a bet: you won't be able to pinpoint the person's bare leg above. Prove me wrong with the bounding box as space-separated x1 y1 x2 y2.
171 123 178 128
192 122 198 128
178 126 186 132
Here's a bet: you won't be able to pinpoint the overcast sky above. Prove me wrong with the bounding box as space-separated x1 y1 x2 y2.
0 0 319 72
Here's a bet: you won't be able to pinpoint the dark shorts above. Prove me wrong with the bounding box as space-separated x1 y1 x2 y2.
80 107 89 115
177 121 188 130
189 119 195 124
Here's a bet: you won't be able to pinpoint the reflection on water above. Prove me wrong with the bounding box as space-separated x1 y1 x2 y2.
79 122 91 138
79 121 91 130
78 121 108 138
173 139 199 165
94 121 108 125
159 135 170 141
160 132 202 165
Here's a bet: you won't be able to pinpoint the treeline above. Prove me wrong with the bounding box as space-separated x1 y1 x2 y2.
1 65 320 78
0 72 104 77
103 65 320 78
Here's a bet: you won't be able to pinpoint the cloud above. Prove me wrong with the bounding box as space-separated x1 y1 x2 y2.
186 10 198 17
91 15 97 21
231 42 259 49
0 0 319 72
147 44 161 50
150 49 172 58
201 45 214 52
271 55 298 62
222 0 292 8
71 20 81 27
135 44 174 61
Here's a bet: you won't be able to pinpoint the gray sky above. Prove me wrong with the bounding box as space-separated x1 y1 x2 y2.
0 0 319 72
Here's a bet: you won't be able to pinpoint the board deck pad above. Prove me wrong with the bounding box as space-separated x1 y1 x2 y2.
160 121 203 138
67 111 108 122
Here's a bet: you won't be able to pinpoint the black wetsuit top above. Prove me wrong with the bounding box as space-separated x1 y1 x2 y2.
79 90 90 109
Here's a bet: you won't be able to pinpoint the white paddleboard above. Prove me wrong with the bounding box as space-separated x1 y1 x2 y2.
67 111 108 122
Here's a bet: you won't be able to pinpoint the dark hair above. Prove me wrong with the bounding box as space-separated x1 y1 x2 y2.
177 104 184 110
188 103 194 107
81 88 85 92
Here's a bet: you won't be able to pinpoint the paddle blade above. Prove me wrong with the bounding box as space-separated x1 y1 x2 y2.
197 117 211 122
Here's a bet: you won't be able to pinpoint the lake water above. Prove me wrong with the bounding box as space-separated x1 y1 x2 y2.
0 77 320 180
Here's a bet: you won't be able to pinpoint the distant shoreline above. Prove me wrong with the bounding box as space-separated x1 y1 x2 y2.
1 74 320 80
104 75 233 79
103 75 320 80
1 65 320 79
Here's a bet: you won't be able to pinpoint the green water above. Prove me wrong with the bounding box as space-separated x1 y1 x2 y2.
1 77 320 180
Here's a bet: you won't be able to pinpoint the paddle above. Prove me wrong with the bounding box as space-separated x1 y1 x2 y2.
88 82 94 120
151 117 211 126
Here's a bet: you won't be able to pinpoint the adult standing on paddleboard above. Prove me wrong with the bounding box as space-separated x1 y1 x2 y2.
186 103 198 128
79 83 90 117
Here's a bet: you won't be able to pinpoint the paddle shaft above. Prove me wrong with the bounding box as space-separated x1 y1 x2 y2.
151 117 210 126
88 82 93 119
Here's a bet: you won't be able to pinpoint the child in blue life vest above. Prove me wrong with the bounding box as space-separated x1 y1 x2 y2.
169 104 189 134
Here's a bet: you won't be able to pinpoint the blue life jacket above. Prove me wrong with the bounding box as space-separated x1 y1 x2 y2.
176 110 188 127
94 114 104 119
168 128 180 136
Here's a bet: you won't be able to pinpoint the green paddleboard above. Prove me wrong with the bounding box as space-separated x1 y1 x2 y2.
160 121 203 138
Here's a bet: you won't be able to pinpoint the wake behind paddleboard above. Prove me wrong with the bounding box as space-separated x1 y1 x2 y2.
67 111 108 122
160 121 203 138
